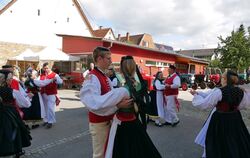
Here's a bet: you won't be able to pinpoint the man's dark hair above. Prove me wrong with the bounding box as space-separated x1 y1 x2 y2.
169 64 176 70
43 62 49 68
2 65 13 69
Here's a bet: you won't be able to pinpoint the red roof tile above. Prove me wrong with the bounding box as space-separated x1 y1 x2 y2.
119 34 144 45
93 28 111 38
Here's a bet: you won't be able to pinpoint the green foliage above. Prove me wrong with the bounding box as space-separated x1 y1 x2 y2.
216 24 250 71
209 58 221 68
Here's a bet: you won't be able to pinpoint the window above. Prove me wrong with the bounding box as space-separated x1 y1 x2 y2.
163 63 169 67
145 60 156 66
53 62 71 73
142 41 149 47
145 60 170 67
73 62 82 72
176 64 188 70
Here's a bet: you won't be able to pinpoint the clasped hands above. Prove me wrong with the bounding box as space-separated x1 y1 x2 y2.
116 97 134 109
27 92 34 98
165 84 171 89
189 89 197 95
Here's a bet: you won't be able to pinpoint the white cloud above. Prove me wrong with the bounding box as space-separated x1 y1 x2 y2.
81 0 250 50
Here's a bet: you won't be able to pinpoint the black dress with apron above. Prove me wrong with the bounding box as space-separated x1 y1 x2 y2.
206 87 250 158
148 89 158 117
0 87 32 157
147 79 164 117
112 84 162 158
22 79 42 120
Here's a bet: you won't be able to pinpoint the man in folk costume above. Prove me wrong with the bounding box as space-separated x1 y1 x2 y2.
80 47 133 158
40 62 63 129
164 65 181 126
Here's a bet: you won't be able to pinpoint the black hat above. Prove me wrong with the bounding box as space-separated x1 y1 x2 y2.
0 69 12 80
169 64 176 70
2 65 13 69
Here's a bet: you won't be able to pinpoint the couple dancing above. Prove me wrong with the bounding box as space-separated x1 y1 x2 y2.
80 46 162 158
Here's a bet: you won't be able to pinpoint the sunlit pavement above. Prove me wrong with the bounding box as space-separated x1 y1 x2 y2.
20 88 250 158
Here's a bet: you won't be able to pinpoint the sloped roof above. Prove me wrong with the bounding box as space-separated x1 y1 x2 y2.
177 48 216 57
119 34 144 45
155 43 174 51
93 28 115 39
73 0 94 36
0 0 16 15
93 28 110 38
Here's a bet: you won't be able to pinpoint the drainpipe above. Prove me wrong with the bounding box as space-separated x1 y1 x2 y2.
108 41 113 49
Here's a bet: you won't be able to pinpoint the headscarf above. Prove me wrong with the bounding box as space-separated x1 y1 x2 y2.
153 71 163 89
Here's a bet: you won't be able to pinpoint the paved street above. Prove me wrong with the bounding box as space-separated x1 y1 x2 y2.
19 88 250 158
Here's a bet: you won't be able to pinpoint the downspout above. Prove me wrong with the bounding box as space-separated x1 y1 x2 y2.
108 41 113 49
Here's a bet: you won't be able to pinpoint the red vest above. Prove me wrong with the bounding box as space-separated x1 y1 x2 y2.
88 69 114 123
10 79 20 90
40 73 46 94
40 72 57 95
9 80 24 118
164 73 179 96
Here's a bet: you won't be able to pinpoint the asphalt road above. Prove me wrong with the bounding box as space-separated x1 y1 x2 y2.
16 88 249 158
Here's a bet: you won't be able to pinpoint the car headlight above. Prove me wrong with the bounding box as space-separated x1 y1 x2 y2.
190 76 194 83
191 76 195 81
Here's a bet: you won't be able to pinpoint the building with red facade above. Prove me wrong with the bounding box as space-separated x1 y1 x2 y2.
58 34 208 78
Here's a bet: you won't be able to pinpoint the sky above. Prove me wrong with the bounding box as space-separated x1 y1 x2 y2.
0 0 12 10
80 0 250 50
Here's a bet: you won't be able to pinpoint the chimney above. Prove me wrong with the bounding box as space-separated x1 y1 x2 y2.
118 34 121 41
99 26 103 30
126 32 130 41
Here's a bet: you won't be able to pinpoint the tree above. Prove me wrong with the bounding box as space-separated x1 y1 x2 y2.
209 58 221 68
216 24 250 71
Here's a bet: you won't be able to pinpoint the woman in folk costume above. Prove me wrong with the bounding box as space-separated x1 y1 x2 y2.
152 71 167 127
147 71 163 124
107 67 119 88
0 71 32 158
190 70 250 158
22 70 54 129
105 56 162 158
1 65 32 112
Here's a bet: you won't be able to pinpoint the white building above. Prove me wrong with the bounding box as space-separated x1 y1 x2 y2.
0 0 93 48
